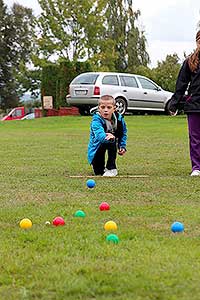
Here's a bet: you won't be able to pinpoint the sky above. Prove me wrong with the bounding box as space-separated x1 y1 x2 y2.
4 0 200 67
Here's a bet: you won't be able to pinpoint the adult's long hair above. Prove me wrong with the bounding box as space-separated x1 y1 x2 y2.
188 31 200 72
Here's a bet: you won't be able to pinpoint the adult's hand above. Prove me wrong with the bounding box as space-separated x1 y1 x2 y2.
169 110 178 116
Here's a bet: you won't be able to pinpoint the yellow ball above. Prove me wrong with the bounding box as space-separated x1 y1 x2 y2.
104 221 117 231
19 218 32 229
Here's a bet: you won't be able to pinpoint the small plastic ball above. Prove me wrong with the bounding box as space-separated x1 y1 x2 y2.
52 216 65 226
106 234 119 244
99 202 110 211
104 221 117 231
74 210 86 218
19 218 32 229
86 179 96 189
45 221 51 225
171 221 184 233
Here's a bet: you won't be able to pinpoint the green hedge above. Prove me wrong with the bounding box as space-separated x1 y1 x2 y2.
41 60 92 109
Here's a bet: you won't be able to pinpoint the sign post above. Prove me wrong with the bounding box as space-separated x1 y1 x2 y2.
43 96 53 109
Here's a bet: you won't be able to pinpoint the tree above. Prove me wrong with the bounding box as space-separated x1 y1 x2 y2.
0 0 18 109
34 0 149 72
152 54 181 92
0 1 36 109
103 0 149 72
35 0 105 64
10 3 37 96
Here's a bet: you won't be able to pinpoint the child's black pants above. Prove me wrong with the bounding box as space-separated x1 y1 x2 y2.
91 142 117 175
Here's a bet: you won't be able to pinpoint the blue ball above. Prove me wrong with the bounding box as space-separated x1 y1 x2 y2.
86 179 96 189
171 221 184 233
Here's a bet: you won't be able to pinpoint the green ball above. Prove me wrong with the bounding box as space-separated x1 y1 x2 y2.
74 210 86 218
106 234 119 244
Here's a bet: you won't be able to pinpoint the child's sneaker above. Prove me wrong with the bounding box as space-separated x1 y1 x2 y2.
103 169 118 177
191 170 200 176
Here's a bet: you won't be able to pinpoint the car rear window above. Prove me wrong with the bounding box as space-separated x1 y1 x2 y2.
71 74 99 85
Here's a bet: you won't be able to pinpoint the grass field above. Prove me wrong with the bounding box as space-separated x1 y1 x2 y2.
1 115 200 300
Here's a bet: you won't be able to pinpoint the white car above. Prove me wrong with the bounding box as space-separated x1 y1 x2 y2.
66 72 173 115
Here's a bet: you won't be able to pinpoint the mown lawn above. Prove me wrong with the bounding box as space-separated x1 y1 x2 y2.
0 115 200 300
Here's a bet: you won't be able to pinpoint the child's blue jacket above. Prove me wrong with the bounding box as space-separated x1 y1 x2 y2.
87 112 127 164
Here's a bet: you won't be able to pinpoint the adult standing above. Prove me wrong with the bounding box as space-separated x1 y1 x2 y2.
169 30 200 176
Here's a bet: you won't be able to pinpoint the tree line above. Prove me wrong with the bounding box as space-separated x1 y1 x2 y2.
0 0 182 110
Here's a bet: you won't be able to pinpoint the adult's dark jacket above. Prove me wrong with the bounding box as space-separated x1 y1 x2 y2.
169 58 200 113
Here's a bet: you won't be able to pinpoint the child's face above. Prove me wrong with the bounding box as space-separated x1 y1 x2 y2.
98 100 116 120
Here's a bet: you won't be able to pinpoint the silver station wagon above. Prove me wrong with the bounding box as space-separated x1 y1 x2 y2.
66 72 173 115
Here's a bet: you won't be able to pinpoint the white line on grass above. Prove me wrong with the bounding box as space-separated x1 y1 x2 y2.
68 175 149 178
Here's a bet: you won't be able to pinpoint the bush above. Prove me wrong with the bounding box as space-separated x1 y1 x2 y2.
41 60 92 109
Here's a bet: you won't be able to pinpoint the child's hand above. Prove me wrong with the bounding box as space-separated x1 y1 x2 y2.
105 133 115 140
118 148 126 156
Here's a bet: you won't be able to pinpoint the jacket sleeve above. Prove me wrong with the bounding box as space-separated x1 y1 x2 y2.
91 117 113 144
169 59 191 112
118 118 127 149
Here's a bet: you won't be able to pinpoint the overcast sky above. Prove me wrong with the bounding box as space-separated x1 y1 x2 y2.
4 0 200 67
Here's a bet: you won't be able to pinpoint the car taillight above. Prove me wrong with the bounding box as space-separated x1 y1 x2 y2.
94 86 100 95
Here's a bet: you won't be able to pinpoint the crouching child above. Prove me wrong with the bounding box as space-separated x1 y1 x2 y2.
88 95 127 176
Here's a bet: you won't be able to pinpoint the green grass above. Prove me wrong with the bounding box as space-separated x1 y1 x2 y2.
0 115 200 299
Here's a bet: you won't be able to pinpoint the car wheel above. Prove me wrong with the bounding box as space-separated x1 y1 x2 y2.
115 98 127 115
79 107 90 116
165 100 171 115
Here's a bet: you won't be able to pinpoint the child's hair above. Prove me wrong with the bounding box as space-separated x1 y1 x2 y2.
98 95 116 106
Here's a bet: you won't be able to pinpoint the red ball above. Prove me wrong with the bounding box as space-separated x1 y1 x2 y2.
99 202 110 211
52 216 65 226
